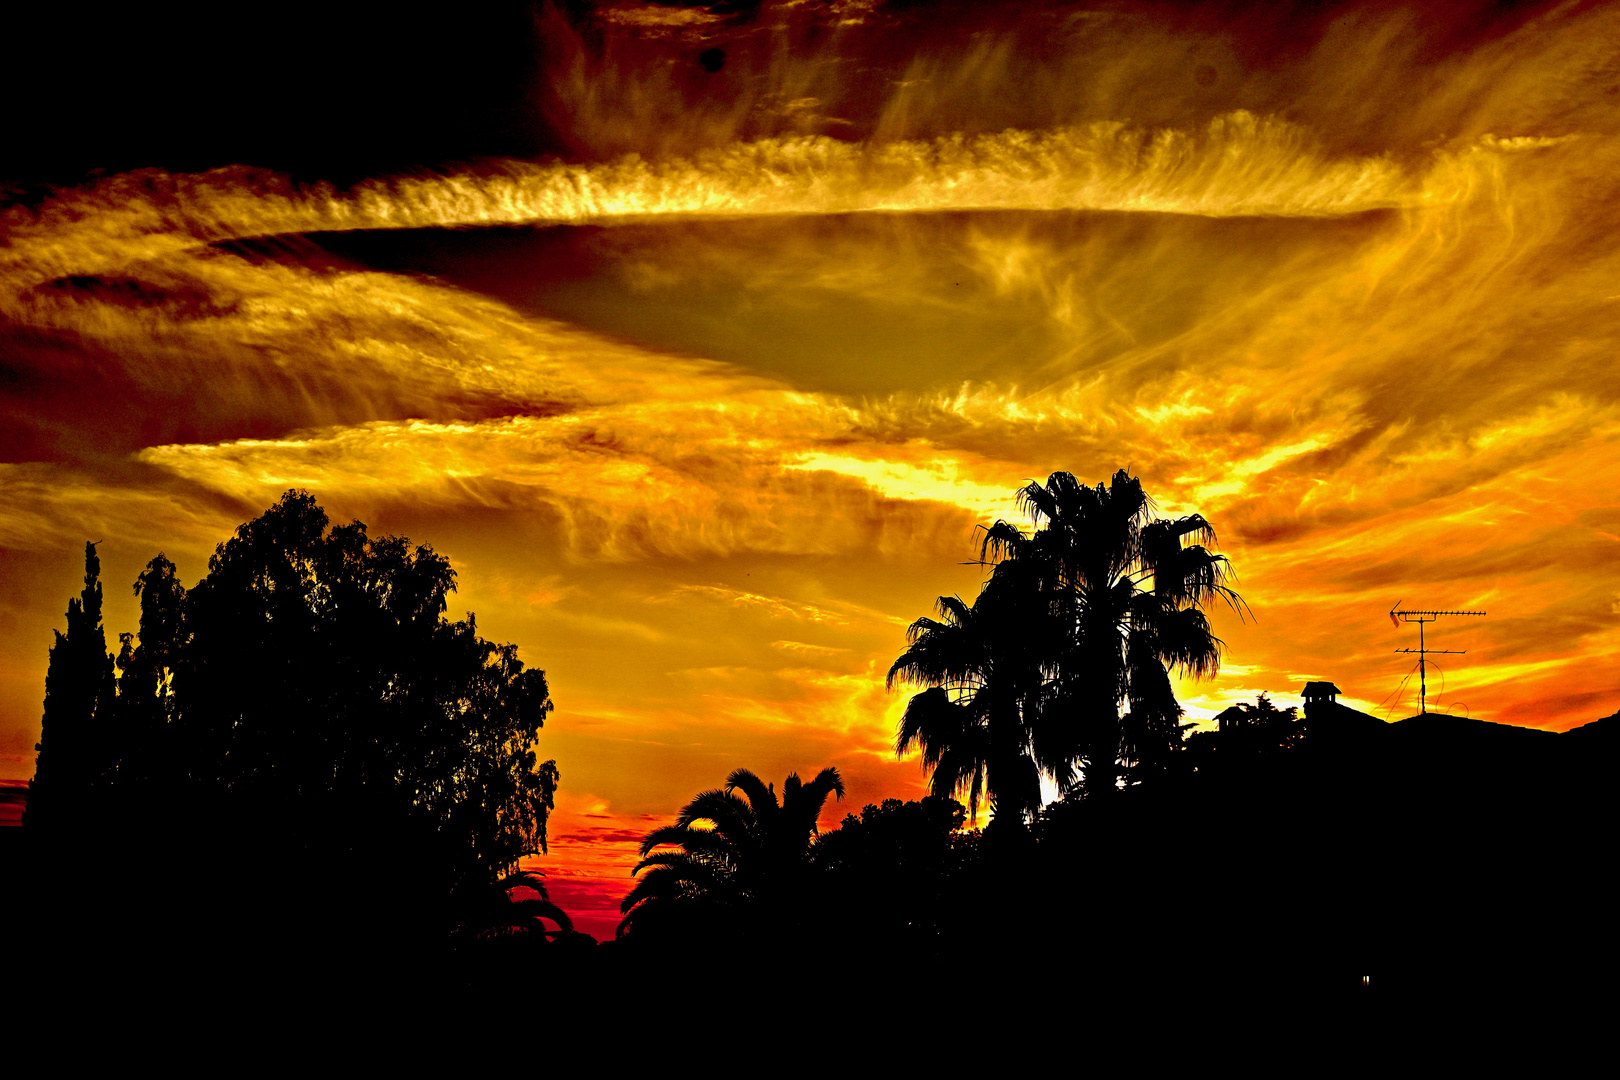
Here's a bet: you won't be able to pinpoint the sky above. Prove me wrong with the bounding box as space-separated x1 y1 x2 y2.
4 0 1619 939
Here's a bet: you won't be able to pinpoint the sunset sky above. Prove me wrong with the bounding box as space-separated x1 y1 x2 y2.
4 0 1619 938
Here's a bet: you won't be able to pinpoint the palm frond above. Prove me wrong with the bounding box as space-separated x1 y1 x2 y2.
504 897 575 934
725 768 777 816
631 850 730 876
621 865 691 913
795 766 845 831
902 615 952 644
804 765 845 804
931 740 987 824
638 824 698 857
495 869 551 900
888 608 985 691
978 519 1027 563
934 594 973 627
897 686 966 763
677 788 756 839
1015 478 1062 529
1155 545 1231 608
637 827 737 864
1148 604 1224 679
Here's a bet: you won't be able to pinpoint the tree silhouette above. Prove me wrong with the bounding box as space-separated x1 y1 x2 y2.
1189 692 1301 764
109 552 185 795
886 571 1053 824
27 541 117 840
811 796 976 957
457 869 575 942
26 490 563 961
985 470 1239 797
892 470 1240 816
162 491 558 898
618 766 844 941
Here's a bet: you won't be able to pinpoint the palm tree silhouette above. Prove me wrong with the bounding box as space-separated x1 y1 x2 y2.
886 569 1053 825
894 470 1240 809
458 869 575 942
618 767 844 937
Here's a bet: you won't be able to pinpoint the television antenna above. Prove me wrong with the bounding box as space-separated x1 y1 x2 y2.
1388 601 1486 715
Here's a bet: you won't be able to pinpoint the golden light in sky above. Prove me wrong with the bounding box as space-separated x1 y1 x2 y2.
5 0 1619 937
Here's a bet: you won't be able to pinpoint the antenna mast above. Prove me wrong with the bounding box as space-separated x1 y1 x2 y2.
1388 601 1486 715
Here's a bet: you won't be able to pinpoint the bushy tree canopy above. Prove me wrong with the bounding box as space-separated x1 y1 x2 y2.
30 491 559 930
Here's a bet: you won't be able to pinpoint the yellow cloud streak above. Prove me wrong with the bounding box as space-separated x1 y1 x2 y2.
0 111 1457 298
785 449 1026 522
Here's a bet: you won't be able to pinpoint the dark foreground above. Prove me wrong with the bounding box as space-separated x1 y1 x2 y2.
9 705 1613 1033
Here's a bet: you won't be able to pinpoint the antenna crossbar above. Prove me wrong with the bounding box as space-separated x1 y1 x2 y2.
1386 601 1486 715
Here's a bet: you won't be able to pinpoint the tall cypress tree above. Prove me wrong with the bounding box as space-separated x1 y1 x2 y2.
27 541 117 840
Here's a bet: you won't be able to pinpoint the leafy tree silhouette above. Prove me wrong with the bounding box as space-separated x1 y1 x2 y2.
26 490 563 976
166 491 557 898
891 470 1241 818
811 795 977 958
618 766 843 943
